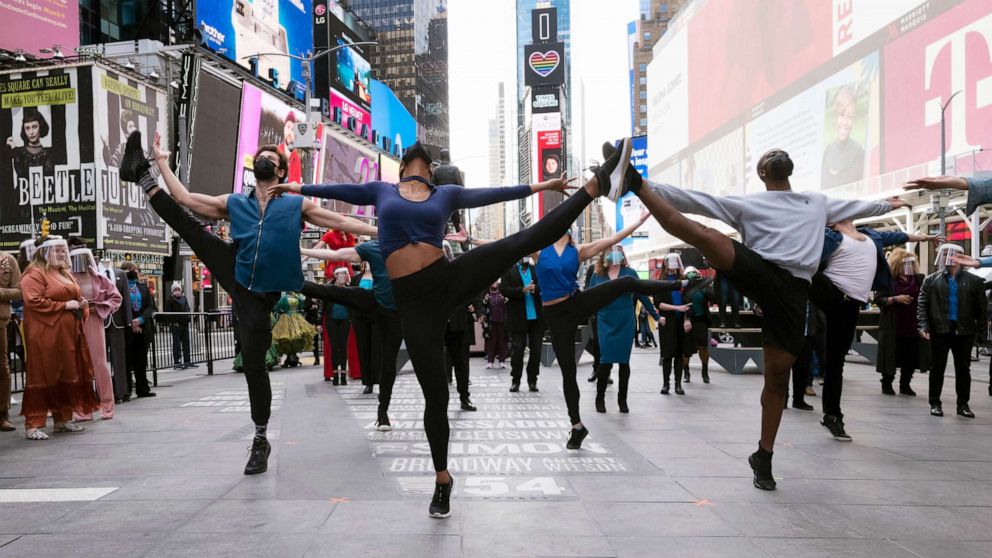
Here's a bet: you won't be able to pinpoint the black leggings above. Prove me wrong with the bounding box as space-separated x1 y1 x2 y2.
544 276 681 425
149 190 278 426
328 318 350 370
390 188 598 472
301 283 402 414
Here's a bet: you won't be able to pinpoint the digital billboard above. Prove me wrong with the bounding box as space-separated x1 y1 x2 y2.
315 129 379 217
196 0 312 87
0 0 79 57
524 43 566 87
234 82 314 194
314 0 372 141
615 136 648 247
187 71 243 197
370 79 416 156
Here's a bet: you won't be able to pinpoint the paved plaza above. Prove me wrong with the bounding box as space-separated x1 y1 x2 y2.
1 349 991 558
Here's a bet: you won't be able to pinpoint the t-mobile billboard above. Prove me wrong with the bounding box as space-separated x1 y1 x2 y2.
0 0 79 57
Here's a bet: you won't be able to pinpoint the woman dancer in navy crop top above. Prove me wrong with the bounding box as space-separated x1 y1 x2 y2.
533 212 698 449
278 139 636 519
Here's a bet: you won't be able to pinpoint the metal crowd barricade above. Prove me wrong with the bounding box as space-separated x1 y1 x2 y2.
6 317 25 394
149 310 237 381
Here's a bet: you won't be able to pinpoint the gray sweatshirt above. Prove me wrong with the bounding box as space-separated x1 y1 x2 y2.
648 181 893 282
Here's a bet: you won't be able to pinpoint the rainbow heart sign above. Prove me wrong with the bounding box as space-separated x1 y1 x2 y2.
529 50 560 78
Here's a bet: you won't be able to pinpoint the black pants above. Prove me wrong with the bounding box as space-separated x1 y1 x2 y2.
586 315 600 369
791 336 822 402
510 320 544 384
596 363 630 400
930 330 973 406
126 332 152 396
715 272 740 325
818 291 862 420
150 190 278 427
351 315 377 386
544 276 681 425
444 328 471 399
171 324 191 365
661 356 684 388
389 188 599 472
885 336 919 387
328 318 350 371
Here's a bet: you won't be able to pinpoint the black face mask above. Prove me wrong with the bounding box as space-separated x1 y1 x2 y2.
253 156 280 182
126 271 138 280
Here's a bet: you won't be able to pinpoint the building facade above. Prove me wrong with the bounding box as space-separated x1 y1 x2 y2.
628 0 683 136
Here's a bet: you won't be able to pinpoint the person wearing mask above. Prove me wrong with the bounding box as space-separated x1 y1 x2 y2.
97 257 132 402
20 237 99 439
123 130 375 476
812 219 930 442
918 244 987 419
0 249 22 431
68 243 122 421
654 254 693 395
326 268 353 385
120 262 157 399
481 282 509 369
875 248 928 397
165 281 195 370
501 257 544 392
588 245 661 413
943 250 992 397
636 302 657 349
613 143 903 490
683 266 715 384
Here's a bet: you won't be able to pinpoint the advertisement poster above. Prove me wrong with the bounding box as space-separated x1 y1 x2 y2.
646 23 689 170
537 129 562 181
94 67 170 254
196 0 312 87
0 0 79 57
234 82 313 194
316 129 379 217
615 136 647 247
524 42 566 87
0 67 97 249
370 79 416 156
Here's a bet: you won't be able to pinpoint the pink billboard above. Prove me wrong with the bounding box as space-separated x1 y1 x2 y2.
234 82 314 194
0 0 79 57
330 90 372 142
883 0 992 174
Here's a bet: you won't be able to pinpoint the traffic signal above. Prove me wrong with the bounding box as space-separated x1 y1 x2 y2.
40 216 50 237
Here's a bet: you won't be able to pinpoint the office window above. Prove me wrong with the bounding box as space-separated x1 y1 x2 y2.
640 118 648 127
639 77 647 85
640 104 647 113
644 31 652 41
639 63 647 72
639 91 647 99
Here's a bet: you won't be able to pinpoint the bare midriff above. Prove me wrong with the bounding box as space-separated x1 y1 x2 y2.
385 243 446 279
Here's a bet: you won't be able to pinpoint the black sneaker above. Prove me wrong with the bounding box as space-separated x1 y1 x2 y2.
119 131 151 183
460 397 477 412
957 404 975 419
376 411 392 432
565 426 589 450
821 415 852 442
509 382 520 393
600 139 641 198
930 403 944 417
594 138 633 202
429 477 454 519
528 382 539 392
792 400 814 411
244 437 271 475
748 448 776 491
363 385 374 395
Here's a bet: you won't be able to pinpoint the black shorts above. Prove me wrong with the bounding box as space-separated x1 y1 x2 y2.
722 240 809 357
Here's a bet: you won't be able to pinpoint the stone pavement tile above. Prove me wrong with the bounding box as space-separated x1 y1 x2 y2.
221 472 279 500
320 500 460 535
304 533 461 558
0 532 164 558
708 503 873 539
585 502 739 538
0 535 17 547
101 474 242 501
145 532 314 558
613 431 727 460
649 456 749 478
55 500 210 534
462 533 614 557
609 536 768 558
886 480 992 506
675 478 921 506
893 540 992 558
566 476 695 503
179 499 335 534
752 538 919 558
461 502 601 536
0 502 89 534
10 476 131 490
834 505 992 541
834 459 976 481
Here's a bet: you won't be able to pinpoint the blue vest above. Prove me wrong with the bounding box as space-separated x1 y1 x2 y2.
536 243 580 302
227 192 304 293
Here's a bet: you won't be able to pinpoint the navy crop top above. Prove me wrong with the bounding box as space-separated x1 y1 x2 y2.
300 180 532 260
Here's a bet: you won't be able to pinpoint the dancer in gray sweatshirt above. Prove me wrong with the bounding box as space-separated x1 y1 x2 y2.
606 145 906 490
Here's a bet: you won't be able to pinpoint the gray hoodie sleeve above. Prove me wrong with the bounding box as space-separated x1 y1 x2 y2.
646 181 744 228
824 196 892 223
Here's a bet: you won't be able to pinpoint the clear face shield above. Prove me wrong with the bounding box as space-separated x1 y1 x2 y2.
605 246 625 267
934 244 964 270
663 253 684 275
69 248 96 274
38 237 69 268
684 266 701 280
19 239 36 263
901 257 917 277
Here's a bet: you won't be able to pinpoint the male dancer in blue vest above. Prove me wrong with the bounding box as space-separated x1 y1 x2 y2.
120 132 376 475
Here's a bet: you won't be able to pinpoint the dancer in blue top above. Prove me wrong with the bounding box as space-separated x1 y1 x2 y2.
278 139 636 518
587 244 661 414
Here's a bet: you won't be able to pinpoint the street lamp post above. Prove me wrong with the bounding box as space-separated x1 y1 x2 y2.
938 90 963 233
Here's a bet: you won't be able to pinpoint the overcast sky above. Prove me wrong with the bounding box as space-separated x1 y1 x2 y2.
448 0 639 187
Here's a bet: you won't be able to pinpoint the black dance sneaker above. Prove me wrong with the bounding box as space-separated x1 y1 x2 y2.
565 425 589 450
593 138 633 202
957 404 975 419
821 415 852 441
244 437 271 475
601 139 643 196
748 447 777 491
460 397 477 412
930 403 944 417
528 382 539 392
429 477 454 519
376 411 392 432
119 131 151 183
509 382 520 393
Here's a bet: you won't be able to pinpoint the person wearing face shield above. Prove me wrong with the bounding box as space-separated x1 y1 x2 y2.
874 248 929 398
945 247 992 398
653 253 693 395
67 241 123 421
120 131 376 477
19 237 99 439
682 266 716 385
0 247 22 432
918 244 987 419
587 245 662 413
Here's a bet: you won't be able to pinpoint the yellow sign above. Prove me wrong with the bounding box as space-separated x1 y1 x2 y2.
100 73 141 101
1 88 76 109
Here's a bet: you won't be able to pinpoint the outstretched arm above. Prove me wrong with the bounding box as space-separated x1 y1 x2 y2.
302 200 377 237
150 132 229 220
287 181 380 206
301 247 362 264
826 196 901 223
577 210 649 260
451 177 576 209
